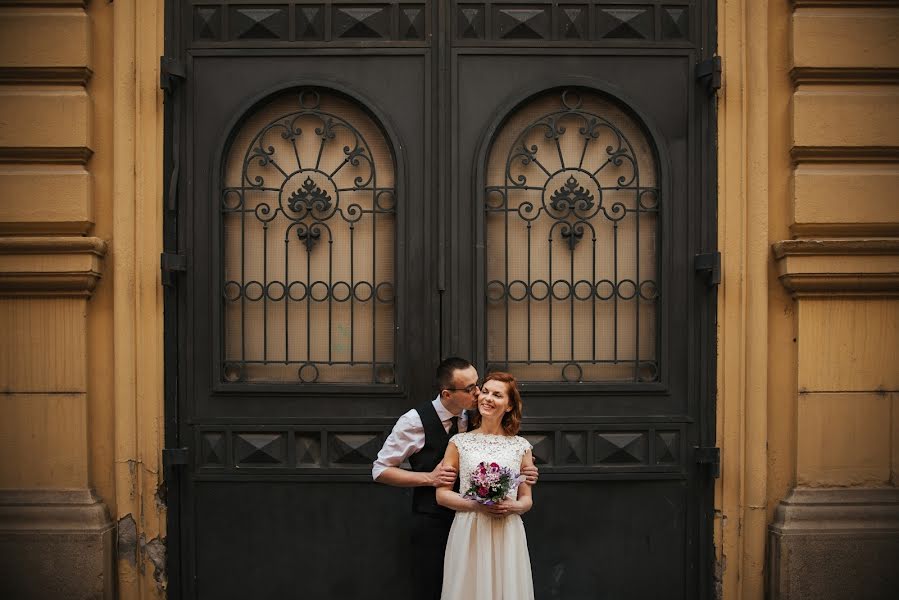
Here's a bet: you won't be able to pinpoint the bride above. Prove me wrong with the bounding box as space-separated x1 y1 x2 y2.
436 372 535 600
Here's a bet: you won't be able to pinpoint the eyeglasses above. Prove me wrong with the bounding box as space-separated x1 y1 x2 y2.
444 382 481 394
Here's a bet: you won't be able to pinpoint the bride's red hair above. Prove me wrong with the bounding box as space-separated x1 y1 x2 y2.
469 371 522 435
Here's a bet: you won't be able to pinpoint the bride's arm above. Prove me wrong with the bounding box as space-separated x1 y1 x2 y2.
435 442 497 514
506 450 535 516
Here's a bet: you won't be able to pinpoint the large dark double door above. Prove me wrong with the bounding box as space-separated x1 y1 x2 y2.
165 2 716 598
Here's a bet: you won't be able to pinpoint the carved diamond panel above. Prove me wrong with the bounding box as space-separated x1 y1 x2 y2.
229 6 289 40
399 4 427 40
562 432 588 465
558 5 588 40
595 432 646 464
661 6 689 40
521 433 554 465
201 432 226 466
234 432 286 465
457 4 485 39
494 6 550 40
596 6 654 40
329 433 383 466
296 432 322 467
655 431 679 464
333 5 391 39
194 6 222 40
296 5 325 40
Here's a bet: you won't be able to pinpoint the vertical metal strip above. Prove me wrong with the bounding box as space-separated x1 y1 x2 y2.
284 238 289 363
263 222 268 363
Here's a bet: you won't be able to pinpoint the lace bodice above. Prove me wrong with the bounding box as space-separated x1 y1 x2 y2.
450 432 532 500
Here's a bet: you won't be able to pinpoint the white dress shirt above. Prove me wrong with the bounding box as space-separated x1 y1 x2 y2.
372 396 469 481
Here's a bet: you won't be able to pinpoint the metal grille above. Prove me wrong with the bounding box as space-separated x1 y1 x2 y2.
221 90 396 383
485 89 659 382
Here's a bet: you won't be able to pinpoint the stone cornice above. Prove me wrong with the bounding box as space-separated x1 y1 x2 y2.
773 238 899 296
0 235 108 297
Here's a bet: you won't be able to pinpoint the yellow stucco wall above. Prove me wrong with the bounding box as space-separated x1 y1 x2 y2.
717 1 899 599
0 1 896 598
0 0 165 597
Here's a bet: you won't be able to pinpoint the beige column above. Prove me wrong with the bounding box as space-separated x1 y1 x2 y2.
768 2 899 599
0 1 114 597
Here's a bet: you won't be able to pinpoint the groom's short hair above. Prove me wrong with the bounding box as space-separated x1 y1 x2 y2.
435 357 474 392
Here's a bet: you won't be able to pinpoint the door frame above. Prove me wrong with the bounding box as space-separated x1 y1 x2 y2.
162 2 719 597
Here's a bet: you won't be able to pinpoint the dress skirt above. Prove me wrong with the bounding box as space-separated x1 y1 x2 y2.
440 511 535 600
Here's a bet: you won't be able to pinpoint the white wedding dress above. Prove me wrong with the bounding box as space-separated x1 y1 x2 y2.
441 431 535 600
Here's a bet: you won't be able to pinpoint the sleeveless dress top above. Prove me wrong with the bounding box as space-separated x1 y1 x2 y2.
441 432 535 600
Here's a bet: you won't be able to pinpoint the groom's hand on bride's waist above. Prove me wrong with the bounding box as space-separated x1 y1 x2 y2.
521 465 539 486
429 462 458 487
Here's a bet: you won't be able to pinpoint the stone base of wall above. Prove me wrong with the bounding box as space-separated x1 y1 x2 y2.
768 487 899 600
0 489 115 600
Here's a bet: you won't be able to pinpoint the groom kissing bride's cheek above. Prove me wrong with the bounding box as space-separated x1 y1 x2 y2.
373 358 538 600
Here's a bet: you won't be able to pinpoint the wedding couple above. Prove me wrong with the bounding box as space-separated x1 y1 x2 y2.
372 357 539 599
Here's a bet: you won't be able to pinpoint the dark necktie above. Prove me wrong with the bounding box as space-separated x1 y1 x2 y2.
448 416 459 437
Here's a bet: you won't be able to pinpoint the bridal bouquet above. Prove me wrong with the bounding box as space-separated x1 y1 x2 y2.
462 461 526 505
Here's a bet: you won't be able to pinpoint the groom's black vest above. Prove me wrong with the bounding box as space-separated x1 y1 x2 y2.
409 401 459 517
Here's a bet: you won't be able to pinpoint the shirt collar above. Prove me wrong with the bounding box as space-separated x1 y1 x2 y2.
431 395 466 422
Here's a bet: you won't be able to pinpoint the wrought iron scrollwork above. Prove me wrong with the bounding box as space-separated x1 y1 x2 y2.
486 88 660 383
221 89 396 384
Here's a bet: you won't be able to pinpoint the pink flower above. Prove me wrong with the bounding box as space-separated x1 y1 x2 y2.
477 486 489 497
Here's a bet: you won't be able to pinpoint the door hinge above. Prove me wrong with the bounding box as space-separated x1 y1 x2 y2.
160 56 186 93
696 56 722 94
694 446 721 478
160 252 187 287
695 251 721 287
162 447 190 469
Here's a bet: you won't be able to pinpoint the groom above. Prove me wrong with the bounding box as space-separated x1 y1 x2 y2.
372 357 538 599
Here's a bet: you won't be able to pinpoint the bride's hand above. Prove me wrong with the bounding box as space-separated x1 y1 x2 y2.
499 499 528 516
475 502 509 518
473 499 523 518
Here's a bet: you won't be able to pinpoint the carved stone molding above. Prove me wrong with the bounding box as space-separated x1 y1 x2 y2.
0 488 115 600
0 147 93 165
0 67 93 86
0 0 87 6
768 487 899 600
0 236 107 297
790 222 899 238
792 0 899 7
791 146 899 165
772 238 899 296
0 489 112 532
791 67 899 86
